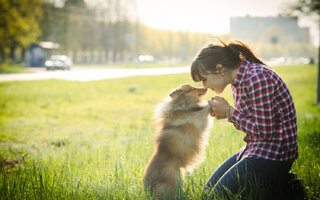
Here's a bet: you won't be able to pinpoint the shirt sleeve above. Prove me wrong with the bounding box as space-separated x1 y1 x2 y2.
231 74 275 140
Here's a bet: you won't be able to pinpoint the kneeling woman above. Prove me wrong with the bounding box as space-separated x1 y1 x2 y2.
190 39 298 199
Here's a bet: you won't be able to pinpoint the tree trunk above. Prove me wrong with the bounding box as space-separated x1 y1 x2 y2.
73 51 77 64
105 50 109 64
9 45 16 64
82 51 87 64
317 44 320 104
119 49 124 62
91 50 94 64
0 48 5 63
98 51 103 64
21 47 26 62
112 50 117 64
317 17 320 104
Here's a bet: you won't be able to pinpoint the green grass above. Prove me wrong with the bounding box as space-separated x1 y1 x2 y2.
75 63 187 69
0 64 319 199
0 65 30 74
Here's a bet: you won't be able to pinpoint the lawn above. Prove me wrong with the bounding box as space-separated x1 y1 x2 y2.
0 65 30 74
0 64 319 199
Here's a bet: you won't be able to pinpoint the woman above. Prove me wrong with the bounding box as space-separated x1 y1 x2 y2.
190 39 298 199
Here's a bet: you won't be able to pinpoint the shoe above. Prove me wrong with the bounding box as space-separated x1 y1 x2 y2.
287 178 307 200
282 173 307 200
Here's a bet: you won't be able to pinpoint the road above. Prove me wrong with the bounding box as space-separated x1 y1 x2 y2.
0 66 190 82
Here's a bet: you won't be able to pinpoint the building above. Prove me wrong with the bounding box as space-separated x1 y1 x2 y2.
230 16 310 44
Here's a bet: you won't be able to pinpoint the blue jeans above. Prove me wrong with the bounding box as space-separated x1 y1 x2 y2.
203 153 292 199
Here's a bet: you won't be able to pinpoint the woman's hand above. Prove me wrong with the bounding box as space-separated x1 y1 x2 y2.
208 96 230 120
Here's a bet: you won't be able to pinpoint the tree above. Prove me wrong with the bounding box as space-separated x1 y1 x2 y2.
0 0 43 63
61 0 87 60
38 1 53 42
284 0 320 103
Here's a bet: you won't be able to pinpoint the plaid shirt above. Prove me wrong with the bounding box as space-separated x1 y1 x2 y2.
231 59 298 162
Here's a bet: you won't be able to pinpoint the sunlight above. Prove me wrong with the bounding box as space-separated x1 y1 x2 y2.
136 0 317 44
137 0 231 34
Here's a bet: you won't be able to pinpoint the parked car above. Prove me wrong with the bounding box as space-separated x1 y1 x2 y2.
45 55 72 71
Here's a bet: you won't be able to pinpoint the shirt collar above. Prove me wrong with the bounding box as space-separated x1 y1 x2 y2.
232 59 250 86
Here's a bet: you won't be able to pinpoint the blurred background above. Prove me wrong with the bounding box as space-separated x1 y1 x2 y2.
0 1 320 199
0 0 319 67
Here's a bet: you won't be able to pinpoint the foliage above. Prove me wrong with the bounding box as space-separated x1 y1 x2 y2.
0 0 214 64
286 0 320 15
137 24 215 59
0 0 43 51
40 1 217 64
1 0 316 65
0 64 319 199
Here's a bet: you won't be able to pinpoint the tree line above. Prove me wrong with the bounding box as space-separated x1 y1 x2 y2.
0 0 219 65
0 0 317 65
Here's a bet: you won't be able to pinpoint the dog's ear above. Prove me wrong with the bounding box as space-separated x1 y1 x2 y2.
169 89 182 98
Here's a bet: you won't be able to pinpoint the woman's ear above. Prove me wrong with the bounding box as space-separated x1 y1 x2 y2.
216 64 225 75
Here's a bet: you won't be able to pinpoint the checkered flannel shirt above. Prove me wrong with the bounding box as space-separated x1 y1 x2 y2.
231 59 298 162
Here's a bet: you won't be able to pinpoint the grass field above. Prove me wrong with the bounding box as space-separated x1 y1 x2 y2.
0 64 319 199
0 65 30 74
75 63 187 69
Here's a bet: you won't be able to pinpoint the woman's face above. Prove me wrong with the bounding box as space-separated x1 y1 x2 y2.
201 73 228 94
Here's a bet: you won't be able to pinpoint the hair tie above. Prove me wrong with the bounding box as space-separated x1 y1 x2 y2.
226 45 239 61
227 45 237 54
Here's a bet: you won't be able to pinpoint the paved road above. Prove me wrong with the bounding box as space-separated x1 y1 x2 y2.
0 66 190 82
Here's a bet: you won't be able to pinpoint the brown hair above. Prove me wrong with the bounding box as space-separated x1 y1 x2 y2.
191 38 266 82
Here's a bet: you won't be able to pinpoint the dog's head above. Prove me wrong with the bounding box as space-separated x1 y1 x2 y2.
169 84 207 101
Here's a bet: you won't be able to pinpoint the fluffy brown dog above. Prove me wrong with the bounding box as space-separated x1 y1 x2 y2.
143 84 213 198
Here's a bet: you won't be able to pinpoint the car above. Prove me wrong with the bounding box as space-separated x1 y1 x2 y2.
45 55 72 71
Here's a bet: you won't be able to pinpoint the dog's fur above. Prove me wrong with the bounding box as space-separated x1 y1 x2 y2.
143 84 213 198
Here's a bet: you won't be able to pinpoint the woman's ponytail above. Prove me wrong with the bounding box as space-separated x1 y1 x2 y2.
227 40 267 66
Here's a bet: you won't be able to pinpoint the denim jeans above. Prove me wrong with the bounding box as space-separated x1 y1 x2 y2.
203 153 292 199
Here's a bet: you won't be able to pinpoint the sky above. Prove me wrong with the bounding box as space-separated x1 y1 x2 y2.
136 0 319 45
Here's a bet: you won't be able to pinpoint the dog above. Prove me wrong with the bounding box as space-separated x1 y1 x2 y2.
143 84 213 198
